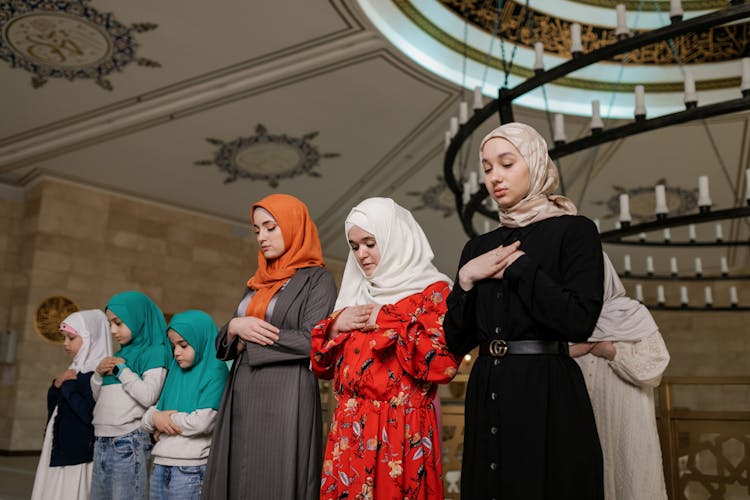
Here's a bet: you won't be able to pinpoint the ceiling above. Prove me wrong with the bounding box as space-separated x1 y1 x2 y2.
1 0 749 288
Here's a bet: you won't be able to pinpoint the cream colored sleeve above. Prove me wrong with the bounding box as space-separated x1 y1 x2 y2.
609 331 670 388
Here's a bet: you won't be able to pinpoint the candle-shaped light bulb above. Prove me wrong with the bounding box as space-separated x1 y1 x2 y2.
638 232 647 242
449 117 459 137
533 42 545 72
462 182 471 204
663 228 672 243
473 86 484 109
646 256 655 276
680 286 689 307
721 256 729 276
619 193 631 224
745 168 750 204
655 184 668 217
670 257 679 276
553 113 566 144
683 68 697 107
695 257 703 277
591 100 604 131
635 284 644 302
634 85 646 119
730 286 739 307
704 286 713 307
670 0 683 21
459 101 469 124
615 4 630 37
624 254 632 275
698 175 711 210
468 171 479 194
688 224 696 242
570 23 583 56
741 58 750 97
715 223 723 242
657 285 665 306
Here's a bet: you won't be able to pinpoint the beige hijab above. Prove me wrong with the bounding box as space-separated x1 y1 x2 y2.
480 122 577 227
589 252 660 342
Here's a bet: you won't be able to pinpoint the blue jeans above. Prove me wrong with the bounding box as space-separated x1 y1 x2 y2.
150 464 206 500
90 429 152 500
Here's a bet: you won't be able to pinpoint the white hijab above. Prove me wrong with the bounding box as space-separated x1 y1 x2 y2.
334 198 452 309
589 253 660 342
62 309 113 373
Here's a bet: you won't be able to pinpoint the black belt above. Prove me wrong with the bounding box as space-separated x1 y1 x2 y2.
478 339 569 358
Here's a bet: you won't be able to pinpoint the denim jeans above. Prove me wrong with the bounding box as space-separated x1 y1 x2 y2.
150 464 206 500
90 429 152 500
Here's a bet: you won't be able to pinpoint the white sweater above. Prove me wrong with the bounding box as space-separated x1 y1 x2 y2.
91 367 167 437
141 407 218 466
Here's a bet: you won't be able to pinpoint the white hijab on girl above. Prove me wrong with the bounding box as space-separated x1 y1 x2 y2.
61 309 113 373
335 197 451 310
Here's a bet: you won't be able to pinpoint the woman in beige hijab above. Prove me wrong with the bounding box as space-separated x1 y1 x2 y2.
571 252 669 500
444 122 605 499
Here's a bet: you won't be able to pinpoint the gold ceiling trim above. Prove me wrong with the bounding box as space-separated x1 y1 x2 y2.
437 0 747 65
563 0 727 10
393 0 741 93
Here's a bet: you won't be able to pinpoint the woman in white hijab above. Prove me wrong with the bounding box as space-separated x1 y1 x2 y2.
444 122 605 499
311 197 459 500
571 252 670 500
31 309 112 500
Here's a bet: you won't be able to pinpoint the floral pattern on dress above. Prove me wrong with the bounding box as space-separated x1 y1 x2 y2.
311 282 458 500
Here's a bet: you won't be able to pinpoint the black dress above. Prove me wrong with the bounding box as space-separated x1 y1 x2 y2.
445 215 605 500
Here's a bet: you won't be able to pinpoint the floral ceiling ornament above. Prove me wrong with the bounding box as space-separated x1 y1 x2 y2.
594 178 698 222
0 0 160 90
194 124 340 187
407 176 455 217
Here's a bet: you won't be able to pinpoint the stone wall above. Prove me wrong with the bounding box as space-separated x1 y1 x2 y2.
0 177 344 451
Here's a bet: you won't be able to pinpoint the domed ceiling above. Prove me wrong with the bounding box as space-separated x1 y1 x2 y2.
359 0 748 117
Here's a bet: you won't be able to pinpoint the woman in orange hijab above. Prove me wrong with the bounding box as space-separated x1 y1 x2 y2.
201 194 337 500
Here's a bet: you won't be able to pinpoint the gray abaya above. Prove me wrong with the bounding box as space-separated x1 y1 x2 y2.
201 266 337 500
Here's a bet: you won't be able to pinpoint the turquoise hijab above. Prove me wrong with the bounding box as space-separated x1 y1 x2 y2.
103 291 171 385
157 310 229 413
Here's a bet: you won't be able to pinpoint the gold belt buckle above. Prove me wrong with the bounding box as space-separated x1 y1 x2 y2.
488 339 508 358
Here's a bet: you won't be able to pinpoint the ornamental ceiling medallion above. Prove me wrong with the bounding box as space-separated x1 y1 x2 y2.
408 176 455 217
194 124 340 187
595 179 698 222
34 295 79 343
0 0 160 90
436 0 747 65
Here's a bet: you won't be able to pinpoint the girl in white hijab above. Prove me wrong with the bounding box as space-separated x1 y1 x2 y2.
31 309 112 500
571 253 670 500
311 198 459 500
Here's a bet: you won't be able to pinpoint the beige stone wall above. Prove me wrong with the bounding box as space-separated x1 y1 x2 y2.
0 177 344 451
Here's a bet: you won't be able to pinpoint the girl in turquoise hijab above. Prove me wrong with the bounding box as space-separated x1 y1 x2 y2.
142 310 229 500
91 290 171 500
102 291 171 385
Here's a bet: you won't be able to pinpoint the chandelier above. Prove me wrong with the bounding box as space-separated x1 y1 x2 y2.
444 2 750 311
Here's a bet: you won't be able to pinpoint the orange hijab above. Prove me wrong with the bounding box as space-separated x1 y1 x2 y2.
245 194 325 318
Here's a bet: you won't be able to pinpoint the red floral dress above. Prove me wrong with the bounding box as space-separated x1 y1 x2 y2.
311 281 459 500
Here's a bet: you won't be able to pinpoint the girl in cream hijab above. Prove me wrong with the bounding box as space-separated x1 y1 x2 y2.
444 122 605 499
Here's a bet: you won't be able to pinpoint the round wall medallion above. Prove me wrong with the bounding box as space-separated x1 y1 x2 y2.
34 295 79 343
0 0 160 89
194 124 340 187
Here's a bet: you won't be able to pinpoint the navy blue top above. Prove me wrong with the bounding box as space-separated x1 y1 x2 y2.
45 371 95 466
